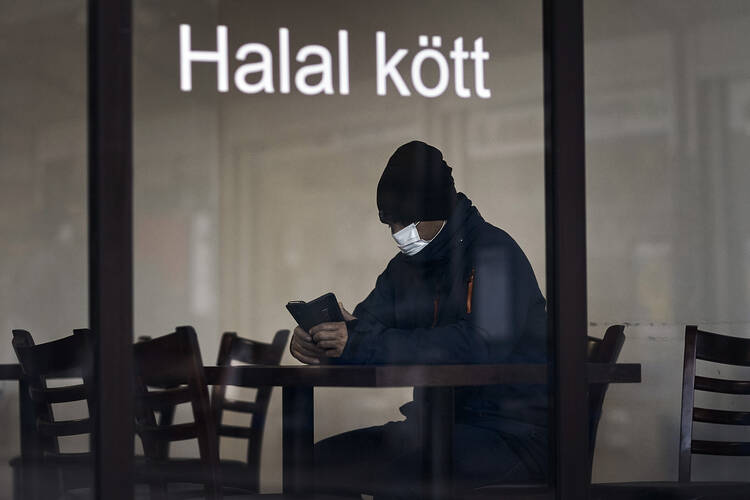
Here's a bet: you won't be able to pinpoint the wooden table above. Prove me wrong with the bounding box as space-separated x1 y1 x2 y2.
202 363 641 498
2 362 640 498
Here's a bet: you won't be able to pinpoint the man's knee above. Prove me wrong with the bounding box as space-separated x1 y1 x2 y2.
314 425 385 467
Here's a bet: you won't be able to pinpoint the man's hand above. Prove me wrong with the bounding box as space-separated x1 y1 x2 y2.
310 322 348 358
309 302 356 358
291 302 356 362
290 326 326 365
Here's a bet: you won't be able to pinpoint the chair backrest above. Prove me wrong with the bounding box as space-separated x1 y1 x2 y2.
12 328 96 492
586 324 626 479
210 329 289 490
12 329 95 453
678 325 750 481
133 326 221 498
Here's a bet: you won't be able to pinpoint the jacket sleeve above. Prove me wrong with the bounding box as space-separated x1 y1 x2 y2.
330 266 396 364
337 243 533 365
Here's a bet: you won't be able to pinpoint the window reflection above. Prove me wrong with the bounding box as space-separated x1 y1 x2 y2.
135 0 546 492
586 0 750 483
0 0 88 494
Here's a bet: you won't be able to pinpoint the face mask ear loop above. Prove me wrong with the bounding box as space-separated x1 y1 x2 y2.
425 220 446 242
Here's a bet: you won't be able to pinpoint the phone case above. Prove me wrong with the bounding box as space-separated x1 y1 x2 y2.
286 292 344 331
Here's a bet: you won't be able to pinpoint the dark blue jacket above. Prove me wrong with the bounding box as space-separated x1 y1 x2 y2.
336 194 549 431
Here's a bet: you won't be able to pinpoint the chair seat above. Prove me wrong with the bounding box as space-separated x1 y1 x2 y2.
590 481 750 500
10 452 95 481
461 483 553 499
135 457 258 490
10 451 92 464
10 452 95 498
220 496 360 500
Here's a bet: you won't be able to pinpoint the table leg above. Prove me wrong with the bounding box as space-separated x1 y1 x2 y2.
421 386 455 500
282 386 314 495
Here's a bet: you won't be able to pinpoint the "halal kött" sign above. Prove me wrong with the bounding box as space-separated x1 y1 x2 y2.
180 25 492 98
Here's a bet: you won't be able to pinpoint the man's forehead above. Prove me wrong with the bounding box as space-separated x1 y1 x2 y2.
379 210 411 225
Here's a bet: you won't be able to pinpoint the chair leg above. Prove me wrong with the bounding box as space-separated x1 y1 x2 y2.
12 462 21 500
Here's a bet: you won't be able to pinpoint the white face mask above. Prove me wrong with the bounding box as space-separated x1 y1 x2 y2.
392 221 444 256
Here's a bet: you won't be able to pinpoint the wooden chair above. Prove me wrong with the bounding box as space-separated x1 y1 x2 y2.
133 326 222 500
463 325 626 499
587 324 627 477
11 328 96 499
590 325 750 500
210 329 290 492
679 325 750 480
154 329 290 495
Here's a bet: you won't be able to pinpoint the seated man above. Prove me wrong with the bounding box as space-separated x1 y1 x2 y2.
290 141 548 498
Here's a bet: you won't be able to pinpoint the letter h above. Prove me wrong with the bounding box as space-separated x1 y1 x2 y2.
180 24 229 92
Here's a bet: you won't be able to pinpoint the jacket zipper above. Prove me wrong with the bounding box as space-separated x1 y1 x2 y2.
466 267 475 314
432 267 475 326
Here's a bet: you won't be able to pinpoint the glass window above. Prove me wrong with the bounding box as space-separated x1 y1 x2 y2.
0 0 90 495
134 0 548 494
586 0 750 483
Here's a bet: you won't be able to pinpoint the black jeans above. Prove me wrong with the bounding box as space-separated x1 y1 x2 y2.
313 418 548 499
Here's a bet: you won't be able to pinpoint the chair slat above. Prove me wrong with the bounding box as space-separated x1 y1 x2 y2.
692 440 750 456
137 422 199 443
13 330 93 378
30 384 88 404
695 375 750 395
693 407 750 426
696 330 750 367
230 339 279 366
42 451 92 463
221 398 259 414
218 424 253 439
38 418 91 437
134 332 197 383
141 387 192 410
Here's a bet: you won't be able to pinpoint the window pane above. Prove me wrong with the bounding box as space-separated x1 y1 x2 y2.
0 0 90 495
135 0 548 494
586 0 750 483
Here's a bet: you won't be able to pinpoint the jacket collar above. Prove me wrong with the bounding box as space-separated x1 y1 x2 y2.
399 193 482 266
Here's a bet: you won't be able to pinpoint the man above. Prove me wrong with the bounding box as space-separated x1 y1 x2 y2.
290 141 548 497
